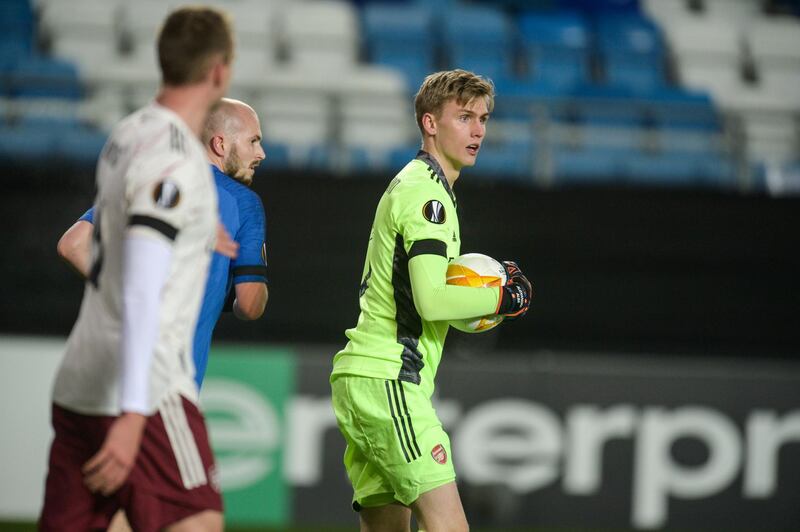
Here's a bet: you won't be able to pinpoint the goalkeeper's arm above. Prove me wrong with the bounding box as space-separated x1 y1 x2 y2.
409 252 499 322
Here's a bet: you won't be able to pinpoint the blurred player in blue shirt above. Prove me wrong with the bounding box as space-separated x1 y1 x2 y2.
57 98 269 389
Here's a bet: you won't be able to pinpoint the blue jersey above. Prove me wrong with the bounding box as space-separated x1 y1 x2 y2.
79 164 268 388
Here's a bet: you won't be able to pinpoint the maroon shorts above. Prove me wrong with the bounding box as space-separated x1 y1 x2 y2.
39 395 223 532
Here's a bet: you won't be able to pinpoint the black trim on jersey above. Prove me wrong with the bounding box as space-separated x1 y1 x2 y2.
129 215 178 241
393 234 425 385
170 124 186 154
416 150 457 208
233 265 268 280
408 239 447 259
385 380 421 463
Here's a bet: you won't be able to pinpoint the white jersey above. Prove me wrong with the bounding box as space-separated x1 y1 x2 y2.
53 102 217 416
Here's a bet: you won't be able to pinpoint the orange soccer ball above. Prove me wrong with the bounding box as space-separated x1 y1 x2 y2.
446 253 507 333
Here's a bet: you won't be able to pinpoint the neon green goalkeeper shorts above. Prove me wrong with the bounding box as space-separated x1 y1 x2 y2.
330 375 456 509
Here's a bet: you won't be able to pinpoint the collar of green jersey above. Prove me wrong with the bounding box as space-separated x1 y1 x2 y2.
415 150 456 208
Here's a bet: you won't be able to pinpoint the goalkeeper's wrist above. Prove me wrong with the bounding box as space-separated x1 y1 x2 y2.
497 285 517 315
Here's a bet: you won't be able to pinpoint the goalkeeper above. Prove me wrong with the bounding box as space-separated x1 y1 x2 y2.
331 69 533 532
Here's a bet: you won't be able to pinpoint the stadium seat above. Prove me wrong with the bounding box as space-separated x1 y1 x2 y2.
338 68 413 150
558 0 640 12
625 150 736 188
0 0 34 52
641 0 692 26
569 84 647 126
252 68 332 148
644 88 722 130
0 124 59 162
40 0 120 37
594 14 667 93
702 0 761 27
518 11 590 88
42 0 120 75
8 56 83 99
551 145 629 184
282 1 359 69
443 5 514 81
470 144 533 181
55 127 108 165
261 141 290 169
661 13 744 100
118 0 170 70
748 16 800 105
714 83 800 164
209 0 278 69
362 3 435 88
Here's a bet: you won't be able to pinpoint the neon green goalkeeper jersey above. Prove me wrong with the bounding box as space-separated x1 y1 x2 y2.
332 151 499 392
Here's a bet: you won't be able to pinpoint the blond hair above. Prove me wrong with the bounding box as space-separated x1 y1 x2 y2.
414 69 495 134
157 6 234 86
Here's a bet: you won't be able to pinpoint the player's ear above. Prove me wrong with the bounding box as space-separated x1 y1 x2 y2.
421 112 437 136
210 135 226 157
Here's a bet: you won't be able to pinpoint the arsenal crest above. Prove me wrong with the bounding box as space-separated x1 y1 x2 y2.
431 443 447 465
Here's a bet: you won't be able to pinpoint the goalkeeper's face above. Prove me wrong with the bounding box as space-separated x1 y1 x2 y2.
434 97 489 173
223 108 265 186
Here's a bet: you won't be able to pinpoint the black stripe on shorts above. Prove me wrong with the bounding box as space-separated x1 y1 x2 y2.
385 380 420 463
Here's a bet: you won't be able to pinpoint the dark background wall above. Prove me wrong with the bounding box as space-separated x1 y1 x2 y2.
2 162 799 357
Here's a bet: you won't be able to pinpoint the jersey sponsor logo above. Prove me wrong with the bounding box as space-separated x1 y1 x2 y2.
153 179 181 208
422 200 446 224
431 443 448 464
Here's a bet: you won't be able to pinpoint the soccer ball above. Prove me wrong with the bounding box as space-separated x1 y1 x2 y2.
446 253 507 333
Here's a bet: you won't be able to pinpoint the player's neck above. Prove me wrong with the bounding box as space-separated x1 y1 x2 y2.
420 143 460 188
156 86 218 138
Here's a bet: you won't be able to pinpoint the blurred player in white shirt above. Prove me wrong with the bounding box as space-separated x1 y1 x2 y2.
40 7 236 532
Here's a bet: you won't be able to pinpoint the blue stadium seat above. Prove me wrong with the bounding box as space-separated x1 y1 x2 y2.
0 125 59 162
594 14 666 93
570 84 647 126
389 144 421 171
558 0 640 12
262 142 290 169
18 115 84 134
624 151 736 188
552 145 629 184
8 57 83 99
56 128 109 165
645 88 722 131
0 0 34 51
518 12 590 88
471 144 533 181
362 4 435 88
443 6 514 81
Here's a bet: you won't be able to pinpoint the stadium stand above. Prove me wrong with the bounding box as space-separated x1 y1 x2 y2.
8 0 799 193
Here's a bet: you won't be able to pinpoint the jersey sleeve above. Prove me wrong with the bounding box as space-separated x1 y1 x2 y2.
125 155 198 242
231 188 268 285
394 182 451 258
79 207 94 224
408 253 499 321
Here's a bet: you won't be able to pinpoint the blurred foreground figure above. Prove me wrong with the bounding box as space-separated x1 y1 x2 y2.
40 7 235 532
